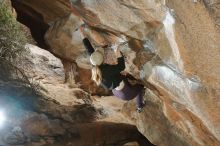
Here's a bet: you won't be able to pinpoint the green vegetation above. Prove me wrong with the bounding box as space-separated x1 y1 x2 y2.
0 1 27 61
0 1 32 90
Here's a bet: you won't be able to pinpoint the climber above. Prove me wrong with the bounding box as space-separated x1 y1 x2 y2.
80 26 145 113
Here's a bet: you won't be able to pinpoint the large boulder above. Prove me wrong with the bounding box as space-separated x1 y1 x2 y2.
11 0 220 145
71 0 163 40
11 0 72 48
70 0 220 145
44 13 84 61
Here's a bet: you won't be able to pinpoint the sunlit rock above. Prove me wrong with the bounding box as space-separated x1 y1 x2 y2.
23 43 65 90
71 0 163 40
45 13 84 61
10 0 220 145
23 44 96 105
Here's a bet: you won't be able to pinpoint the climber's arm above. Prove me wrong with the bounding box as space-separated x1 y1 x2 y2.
80 25 95 55
116 54 125 72
82 38 95 55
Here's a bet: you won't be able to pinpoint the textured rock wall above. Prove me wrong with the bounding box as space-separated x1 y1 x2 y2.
69 1 220 145
0 43 151 146
11 0 71 48
11 0 220 146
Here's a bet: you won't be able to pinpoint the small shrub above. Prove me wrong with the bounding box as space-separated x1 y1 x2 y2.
0 1 27 62
0 1 34 91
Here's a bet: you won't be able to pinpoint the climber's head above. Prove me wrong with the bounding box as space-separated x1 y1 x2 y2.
90 50 104 66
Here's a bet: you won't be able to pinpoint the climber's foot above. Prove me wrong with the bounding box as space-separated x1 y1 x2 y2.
136 107 142 113
136 101 146 113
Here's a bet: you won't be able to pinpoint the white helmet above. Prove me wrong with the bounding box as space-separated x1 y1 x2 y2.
90 51 104 66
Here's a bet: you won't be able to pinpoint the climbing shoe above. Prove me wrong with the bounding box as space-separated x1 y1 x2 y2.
136 107 143 113
136 100 146 113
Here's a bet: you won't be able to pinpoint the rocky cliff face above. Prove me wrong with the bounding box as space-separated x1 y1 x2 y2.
1 43 151 146
11 0 220 146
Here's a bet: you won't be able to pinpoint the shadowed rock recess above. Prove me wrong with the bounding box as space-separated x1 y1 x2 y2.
6 0 220 146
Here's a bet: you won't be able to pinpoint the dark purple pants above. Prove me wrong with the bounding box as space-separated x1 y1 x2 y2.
112 81 144 108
